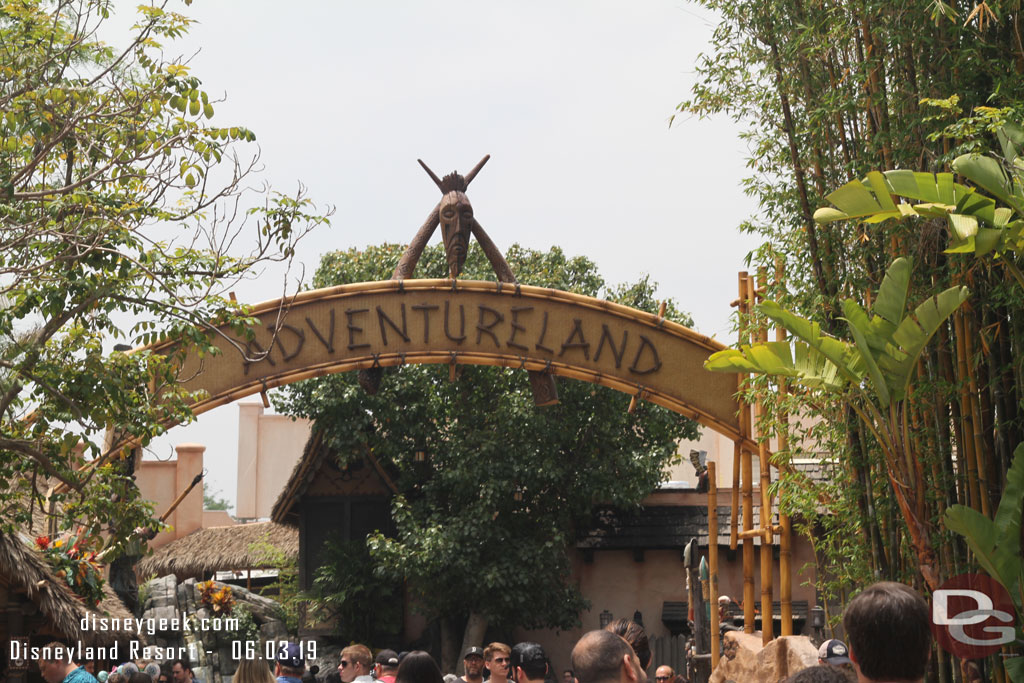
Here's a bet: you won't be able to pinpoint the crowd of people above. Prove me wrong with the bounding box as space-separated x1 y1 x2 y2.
39 581 936 683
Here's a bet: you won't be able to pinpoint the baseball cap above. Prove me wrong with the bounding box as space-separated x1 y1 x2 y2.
817 639 852 665
276 642 305 669
463 647 485 659
376 650 400 667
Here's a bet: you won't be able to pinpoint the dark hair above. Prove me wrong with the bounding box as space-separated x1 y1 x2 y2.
603 619 651 670
511 643 547 680
171 660 192 674
784 666 854 683
842 582 931 681
396 651 444 683
129 674 153 683
571 631 634 683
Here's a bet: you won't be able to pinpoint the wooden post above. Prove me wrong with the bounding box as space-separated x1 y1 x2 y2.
776 263 793 637
731 272 748 551
708 459 720 670
755 269 773 645
742 274 756 633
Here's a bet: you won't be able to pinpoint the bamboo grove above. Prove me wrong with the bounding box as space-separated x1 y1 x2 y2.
679 0 1024 677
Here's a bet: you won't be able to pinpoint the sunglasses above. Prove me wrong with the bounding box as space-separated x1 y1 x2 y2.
655 677 671 681
492 658 510 664
340 662 351 668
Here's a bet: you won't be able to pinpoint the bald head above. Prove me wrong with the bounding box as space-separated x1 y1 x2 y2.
571 631 643 683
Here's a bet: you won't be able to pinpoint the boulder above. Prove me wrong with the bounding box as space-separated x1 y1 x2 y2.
710 633 819 683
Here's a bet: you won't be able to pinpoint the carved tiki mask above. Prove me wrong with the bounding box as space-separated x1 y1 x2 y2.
439 190 473 277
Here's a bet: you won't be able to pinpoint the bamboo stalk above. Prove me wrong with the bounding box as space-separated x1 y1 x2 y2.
742 274 756 634
775 262 792 636
963 310 992 518
954 309 983 512
756 271 773 645
708 459 720 670
732 272 749 551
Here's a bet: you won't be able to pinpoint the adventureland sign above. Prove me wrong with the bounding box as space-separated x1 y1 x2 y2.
170 279 744 442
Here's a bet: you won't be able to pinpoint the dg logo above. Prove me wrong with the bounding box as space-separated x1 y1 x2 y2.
931 573 1017 658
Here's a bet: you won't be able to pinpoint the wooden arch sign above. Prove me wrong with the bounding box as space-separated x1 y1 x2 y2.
170 278 749 446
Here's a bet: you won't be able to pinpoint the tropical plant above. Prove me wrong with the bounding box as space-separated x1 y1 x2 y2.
705 258 968 591
35 531 105 607
944 443 1024 681
813 124 1024 287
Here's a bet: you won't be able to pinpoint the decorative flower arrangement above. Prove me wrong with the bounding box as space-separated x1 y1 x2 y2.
197 580 235 615
34 532 105 608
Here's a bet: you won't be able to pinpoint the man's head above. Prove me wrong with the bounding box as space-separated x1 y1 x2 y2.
571 631 645 683
563 671 574 683
375 649 400 678
654 666 674 683
842 581 931 682
463 647 485 678
38 642 75 683
275 642 306 678
484 643 511 681
817 640 852 667
171 660 194 683
603 618 651 671
439 190 473 277
339 644 373 683
510 643 548 683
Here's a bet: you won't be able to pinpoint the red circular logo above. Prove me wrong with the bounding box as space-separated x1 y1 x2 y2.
931 573 1017 658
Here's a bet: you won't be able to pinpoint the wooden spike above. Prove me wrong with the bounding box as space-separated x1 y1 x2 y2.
658 300 667 318
417 159 445 192
464 154 491 186
627 395 639 414
260 390 271 408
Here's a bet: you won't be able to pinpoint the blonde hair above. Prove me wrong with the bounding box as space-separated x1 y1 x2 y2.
342 644 373 671
234 657 275 683
484 643 511 661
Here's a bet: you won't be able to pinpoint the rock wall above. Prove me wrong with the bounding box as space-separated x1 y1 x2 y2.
709 633 819 683
139 576 289 683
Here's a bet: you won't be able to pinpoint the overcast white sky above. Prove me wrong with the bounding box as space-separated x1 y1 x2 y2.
138 1 761 509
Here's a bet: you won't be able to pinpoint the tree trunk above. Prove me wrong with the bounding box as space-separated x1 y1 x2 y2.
441 618 459 675
458 612 489 674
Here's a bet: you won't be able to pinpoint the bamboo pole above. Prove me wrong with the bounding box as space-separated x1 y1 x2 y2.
962 310 992 518
742 274 756 634
732 272 749 551
954 309 983 512
775 261 793 637
756 270 773 645
708 459 720 670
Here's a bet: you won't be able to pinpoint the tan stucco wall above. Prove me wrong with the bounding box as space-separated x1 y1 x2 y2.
235 402 312 520
513 536 818 676
136 444 207 549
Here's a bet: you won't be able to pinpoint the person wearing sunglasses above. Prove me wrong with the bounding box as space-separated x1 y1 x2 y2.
653 666 674 683
483 643 511 683
337 645 374 683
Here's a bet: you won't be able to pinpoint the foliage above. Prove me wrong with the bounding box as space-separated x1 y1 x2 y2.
0 0 328 551
34 530 104 607
274 242 698 636
248 536 300 633
945 443 1024 621
197 580 234 616
203 484 231 511
308 537 402 644
679 1 1024 674
226 604 260 642
707 258 967 589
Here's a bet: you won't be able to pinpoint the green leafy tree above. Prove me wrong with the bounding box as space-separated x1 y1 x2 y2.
0 0 328 551
274 242 697 669
202 484 231 511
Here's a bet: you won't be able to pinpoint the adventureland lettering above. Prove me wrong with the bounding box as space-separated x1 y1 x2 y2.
238 298 663 377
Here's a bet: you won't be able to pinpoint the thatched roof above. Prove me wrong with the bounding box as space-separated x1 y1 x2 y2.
0 531 135 645
137 521 298 578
